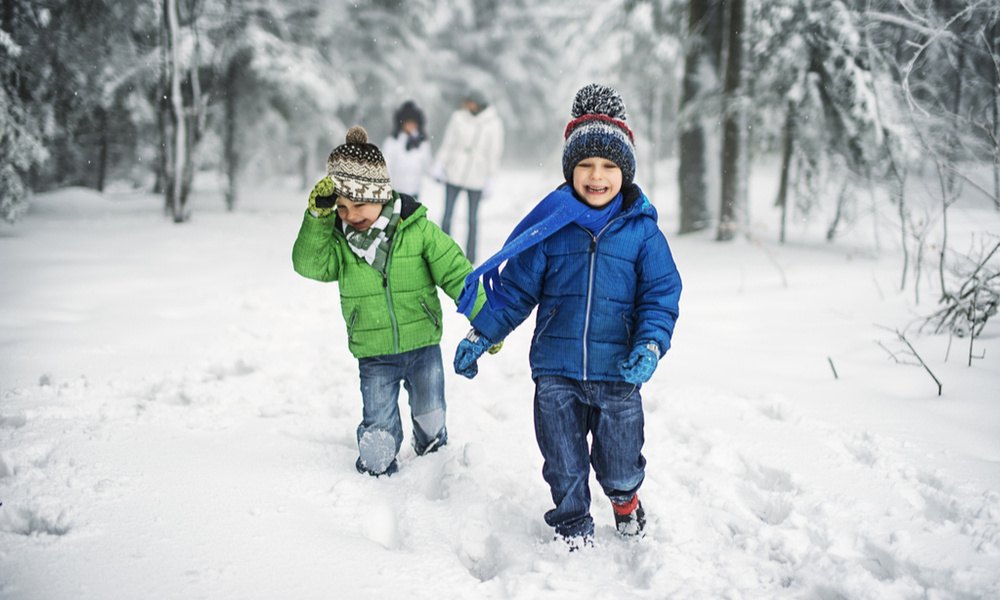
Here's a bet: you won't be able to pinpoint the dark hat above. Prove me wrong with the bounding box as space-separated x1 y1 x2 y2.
394 100 424 129
562 84 636 187
326 126 393 203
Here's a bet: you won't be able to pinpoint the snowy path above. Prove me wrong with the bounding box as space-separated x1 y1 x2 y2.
2 175 999 598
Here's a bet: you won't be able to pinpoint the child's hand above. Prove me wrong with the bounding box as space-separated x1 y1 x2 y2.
308 177 337 217
619 342 660 384
454 329 495 379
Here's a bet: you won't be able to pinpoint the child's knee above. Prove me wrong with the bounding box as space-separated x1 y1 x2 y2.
358 430 398 473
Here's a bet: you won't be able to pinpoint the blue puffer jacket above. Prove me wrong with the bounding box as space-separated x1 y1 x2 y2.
471 185 681 381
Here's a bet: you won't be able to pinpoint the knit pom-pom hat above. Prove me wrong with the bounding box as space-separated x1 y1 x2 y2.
326 126 394 203
562 84 636 187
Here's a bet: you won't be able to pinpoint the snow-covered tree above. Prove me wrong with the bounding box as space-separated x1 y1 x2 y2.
748 0 898 242
204 0 353 207
0 0 48 223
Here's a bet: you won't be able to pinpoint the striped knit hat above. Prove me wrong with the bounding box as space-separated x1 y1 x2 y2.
326 126 393 203
562 84 636 188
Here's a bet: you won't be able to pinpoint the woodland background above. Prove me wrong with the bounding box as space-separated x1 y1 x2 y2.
2 0 999 330
3 3 1000 597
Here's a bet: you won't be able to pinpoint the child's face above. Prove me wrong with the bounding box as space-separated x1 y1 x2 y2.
401 120 419 135
572 157 623 208
336 197 384 231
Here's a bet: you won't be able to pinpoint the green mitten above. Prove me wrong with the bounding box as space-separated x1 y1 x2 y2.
308 177 337 218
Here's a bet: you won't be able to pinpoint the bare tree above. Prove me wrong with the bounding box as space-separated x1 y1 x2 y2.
717 0 746 241
678 0 721 234
164 0 188 223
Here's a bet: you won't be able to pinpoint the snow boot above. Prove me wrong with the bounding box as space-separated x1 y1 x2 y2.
612 494 646 537
415 434 446 456
355 456 398 477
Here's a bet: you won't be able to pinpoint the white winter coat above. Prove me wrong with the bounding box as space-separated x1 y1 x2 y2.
435 105 504 190
382 133 433 197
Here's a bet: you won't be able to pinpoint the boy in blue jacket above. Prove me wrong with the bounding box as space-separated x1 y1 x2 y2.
453 84 681 546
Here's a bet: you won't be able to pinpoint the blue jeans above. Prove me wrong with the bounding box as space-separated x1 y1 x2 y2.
356 345 447 473
533 375 646 539
441 183 482 263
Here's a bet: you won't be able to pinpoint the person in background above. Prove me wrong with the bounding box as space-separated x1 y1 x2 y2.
430 89 504 264
451 84 682 548
382 100 433 200
292 125 485 477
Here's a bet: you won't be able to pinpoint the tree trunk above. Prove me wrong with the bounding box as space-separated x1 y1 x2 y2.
993 19 1000 211
648 83 663 197
826 180 850 241
182 20 204 210
775 101 795 244
224 65 239 211
165 0 187 223
897 174 909 291
938 45 965 295
678 0 717 234
717 0 745 242
97 107 108 192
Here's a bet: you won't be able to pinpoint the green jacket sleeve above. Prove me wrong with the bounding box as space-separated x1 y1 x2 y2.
291 210 345 282
420 219 487 320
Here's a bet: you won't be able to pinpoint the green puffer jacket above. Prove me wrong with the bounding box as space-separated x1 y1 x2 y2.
292 194 484 359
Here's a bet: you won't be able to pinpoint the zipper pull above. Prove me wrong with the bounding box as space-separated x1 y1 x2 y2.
589 236 596 253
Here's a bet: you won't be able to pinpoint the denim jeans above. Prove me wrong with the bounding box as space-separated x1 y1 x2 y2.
356 345 447 473
533 375 646 539
441 183 482 263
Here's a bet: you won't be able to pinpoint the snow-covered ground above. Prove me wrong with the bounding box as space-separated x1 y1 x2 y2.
1 164 998 599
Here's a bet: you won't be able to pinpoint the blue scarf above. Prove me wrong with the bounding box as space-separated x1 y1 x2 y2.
456 185 625 317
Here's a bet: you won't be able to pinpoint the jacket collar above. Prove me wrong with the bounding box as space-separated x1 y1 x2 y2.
334 192 424 233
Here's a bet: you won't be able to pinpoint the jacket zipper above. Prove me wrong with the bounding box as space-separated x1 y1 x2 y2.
582 235 597 380
580 206 633 380
384 236 400 354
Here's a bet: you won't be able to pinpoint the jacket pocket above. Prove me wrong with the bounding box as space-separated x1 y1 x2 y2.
347 309 359 343
621 313 633 346
534 306 558 341
421 301 440 329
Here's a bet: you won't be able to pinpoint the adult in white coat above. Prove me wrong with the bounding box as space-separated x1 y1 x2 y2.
432 90 504 263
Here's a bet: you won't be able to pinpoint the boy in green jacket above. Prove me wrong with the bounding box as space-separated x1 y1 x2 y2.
292 126 484 476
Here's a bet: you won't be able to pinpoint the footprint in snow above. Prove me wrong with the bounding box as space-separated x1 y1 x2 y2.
360 497 400 550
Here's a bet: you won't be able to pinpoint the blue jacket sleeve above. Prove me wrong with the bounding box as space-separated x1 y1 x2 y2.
633 222 681 352
469 243 546 343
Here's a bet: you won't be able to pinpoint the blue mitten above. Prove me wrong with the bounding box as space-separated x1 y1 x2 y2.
454 329 494 379
619 343 660 385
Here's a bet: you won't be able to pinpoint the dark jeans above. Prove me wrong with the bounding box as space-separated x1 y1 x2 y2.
533 375 646 539
441 183 482 263
356 345 447 473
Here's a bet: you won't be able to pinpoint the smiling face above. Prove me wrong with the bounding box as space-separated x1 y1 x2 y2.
336 197 384 231
572 157 623 208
